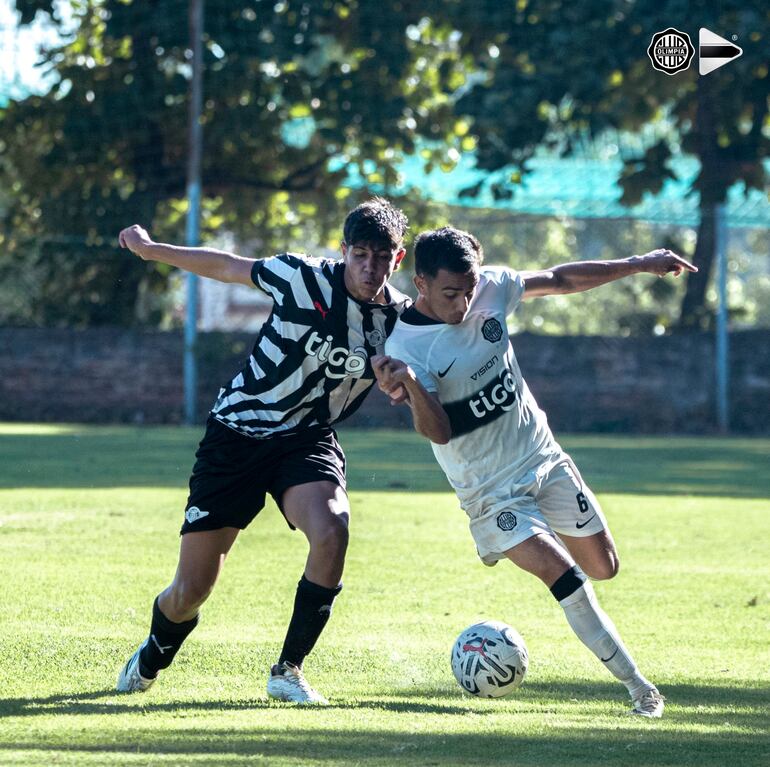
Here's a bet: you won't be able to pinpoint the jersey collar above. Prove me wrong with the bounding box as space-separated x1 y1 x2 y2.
400 305 443 326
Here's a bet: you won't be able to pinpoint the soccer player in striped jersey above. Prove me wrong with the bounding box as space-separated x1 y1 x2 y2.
115 198 409 704
374 226 696 718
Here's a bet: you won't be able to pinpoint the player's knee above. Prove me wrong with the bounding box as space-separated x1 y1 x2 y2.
313 514 349 561
168 576 214 614
586 554 620 581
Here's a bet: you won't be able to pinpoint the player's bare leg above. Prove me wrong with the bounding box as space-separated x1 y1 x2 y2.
117 527 239 692
503 532 663 717
159 526 240 620
503 531 574 585
283 480 350 588
266 481 349 704
559 528 620 581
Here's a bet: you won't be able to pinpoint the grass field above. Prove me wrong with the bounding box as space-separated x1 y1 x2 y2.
1 423 768 767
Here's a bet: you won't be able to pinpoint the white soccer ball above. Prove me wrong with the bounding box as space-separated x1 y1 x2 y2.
451 620 528 698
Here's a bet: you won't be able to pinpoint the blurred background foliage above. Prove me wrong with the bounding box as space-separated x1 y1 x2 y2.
0 0 767 331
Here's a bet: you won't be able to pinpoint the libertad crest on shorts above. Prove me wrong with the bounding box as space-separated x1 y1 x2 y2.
482 318 503 343
497 511 517 531
647 28 695 75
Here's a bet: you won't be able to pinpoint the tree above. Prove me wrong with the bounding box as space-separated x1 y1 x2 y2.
0 0 458 326
430 0 769 329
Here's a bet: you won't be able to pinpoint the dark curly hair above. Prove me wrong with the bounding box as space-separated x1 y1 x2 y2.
342 197 408 250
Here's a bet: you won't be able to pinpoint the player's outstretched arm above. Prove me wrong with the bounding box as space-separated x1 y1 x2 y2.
118 225 257 286
372 355 451 444
521 249 697 299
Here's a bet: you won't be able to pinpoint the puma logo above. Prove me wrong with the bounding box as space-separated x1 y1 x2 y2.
151 634 173 655
462 638 489 659
313 301 329 320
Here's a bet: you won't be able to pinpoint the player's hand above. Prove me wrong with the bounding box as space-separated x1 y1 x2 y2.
638 249 697 278
118 225 154 259
371 355 412 405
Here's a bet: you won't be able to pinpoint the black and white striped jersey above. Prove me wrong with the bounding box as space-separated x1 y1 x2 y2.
211 253 410 438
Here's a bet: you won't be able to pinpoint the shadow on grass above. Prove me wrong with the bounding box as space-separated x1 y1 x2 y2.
0 686 770 767
2 683 768 765
1 427 769 498
0 689 474 718
2 680 767 723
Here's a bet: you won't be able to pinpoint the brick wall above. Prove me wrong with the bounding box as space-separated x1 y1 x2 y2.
1 328 767 433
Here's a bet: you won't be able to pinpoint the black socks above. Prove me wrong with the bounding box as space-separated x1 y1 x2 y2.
138 597 199 678
279 575 342 668
135 577 339 679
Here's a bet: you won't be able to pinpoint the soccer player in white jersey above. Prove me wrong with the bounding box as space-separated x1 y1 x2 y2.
374 226 696 718
115 199 409 704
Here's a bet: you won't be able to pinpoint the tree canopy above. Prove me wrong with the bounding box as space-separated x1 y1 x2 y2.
441 0 769 328
1 0 767 329
0 0 460 325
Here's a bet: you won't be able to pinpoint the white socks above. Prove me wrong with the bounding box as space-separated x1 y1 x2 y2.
558 579 652 700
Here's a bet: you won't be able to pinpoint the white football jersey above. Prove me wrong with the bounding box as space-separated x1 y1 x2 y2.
385 267 562 516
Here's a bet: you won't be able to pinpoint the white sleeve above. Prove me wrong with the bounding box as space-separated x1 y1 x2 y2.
482 266 525 315
385 333 439 393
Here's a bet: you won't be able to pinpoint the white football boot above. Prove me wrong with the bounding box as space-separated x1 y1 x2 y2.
629 687 665 718
266 662 328 705
116 641 157 693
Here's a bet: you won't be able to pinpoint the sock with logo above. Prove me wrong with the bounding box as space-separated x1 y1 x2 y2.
138 596 200 678
278 575 342 669
552 567 652 699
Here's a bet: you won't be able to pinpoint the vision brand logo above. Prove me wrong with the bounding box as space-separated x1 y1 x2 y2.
647 28 695 74
471 355 498 381
305 331 367 379
469 369 517 419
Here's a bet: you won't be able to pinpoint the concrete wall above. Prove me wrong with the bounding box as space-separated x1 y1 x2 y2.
1 328 767 433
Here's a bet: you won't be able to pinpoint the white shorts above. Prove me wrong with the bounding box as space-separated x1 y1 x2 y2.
468 455 606 566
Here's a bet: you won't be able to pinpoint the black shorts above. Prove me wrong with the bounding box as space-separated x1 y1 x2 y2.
180 417 347 534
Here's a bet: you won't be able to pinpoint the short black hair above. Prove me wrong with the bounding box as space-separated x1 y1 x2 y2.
343 197 408 250
414 226 484 278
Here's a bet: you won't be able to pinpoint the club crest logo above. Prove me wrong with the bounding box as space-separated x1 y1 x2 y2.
365 329 385 347
647 28 694 75
497 511 517 531
482 318 503 343
185 506 210 524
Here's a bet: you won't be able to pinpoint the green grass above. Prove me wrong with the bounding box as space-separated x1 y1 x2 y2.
1 423 768 766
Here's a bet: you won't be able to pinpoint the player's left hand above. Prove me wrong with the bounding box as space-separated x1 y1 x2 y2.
638 249 697 278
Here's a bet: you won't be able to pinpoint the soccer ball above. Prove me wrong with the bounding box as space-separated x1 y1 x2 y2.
451 620 528 698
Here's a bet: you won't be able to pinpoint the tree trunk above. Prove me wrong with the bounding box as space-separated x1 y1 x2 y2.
679 202 717 330
677 75 729 331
